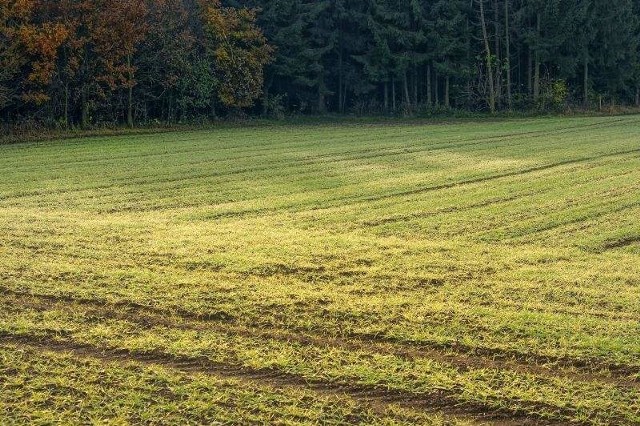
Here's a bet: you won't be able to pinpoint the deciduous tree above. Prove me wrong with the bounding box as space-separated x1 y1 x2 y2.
200 0 273 109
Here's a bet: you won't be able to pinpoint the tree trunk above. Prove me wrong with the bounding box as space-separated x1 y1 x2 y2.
342 82 348 113
426 65 432 106
479 0 496 113
384 81 389 112
262 76 272 116
465 16 473 108
583 50 589 107
434 70 439 106
3 109 10 135
81 88 89 128
403 71 410 108
493 0 501 107
528 47 533 95
127 85 134 127
338 48 344 113
444 75 450 108
127 54 134 128
392 76 396 111
318 77 326 113
636 87 639 107
64 83 69 128
80 46 90 128
504 0 512 109
413 65 418 107
533 13 541 103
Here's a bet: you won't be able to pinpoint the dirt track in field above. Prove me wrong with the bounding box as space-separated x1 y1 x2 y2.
3 288 638 386
1 332 580 426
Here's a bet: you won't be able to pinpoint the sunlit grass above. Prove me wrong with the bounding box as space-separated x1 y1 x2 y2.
1 116 639 424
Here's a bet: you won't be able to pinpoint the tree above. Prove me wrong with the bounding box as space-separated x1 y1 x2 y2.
92 0 148 126
200 0 273 109
369 0 423 111
430 0 470 108
138 0 196 121
0 0 67 121
16 8 69 105
0 0 31 114
478 0 496 112
590 0 638 103
6 0 640 129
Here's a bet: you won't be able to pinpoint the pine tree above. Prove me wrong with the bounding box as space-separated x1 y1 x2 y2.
430 0 470 108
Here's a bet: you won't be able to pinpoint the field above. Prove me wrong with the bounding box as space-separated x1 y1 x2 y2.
1 116 639 425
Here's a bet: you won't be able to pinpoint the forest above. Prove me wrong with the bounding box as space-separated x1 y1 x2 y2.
2 0 639 129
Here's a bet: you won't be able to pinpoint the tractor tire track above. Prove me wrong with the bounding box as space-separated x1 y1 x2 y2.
0 332 586 426
2 289 638 390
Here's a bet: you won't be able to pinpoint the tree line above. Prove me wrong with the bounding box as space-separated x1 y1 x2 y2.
2 0 640 129
252 0 640 115
1 0 271 129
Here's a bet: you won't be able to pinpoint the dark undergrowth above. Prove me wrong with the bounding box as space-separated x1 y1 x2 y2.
3 107 640 145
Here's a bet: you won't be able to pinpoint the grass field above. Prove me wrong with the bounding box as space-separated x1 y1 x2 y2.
1 116 639 425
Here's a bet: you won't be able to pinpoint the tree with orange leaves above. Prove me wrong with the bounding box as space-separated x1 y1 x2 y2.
0 0 26 112
48 0 92 127
17 20 69 105
0 0 67 114
1 0 272 130
92 0 147 127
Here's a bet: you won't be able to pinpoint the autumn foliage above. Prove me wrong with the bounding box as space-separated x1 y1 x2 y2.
1 0 68 106
0 0 273 128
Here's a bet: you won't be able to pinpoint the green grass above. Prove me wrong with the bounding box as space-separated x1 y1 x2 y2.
1 116 639 425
